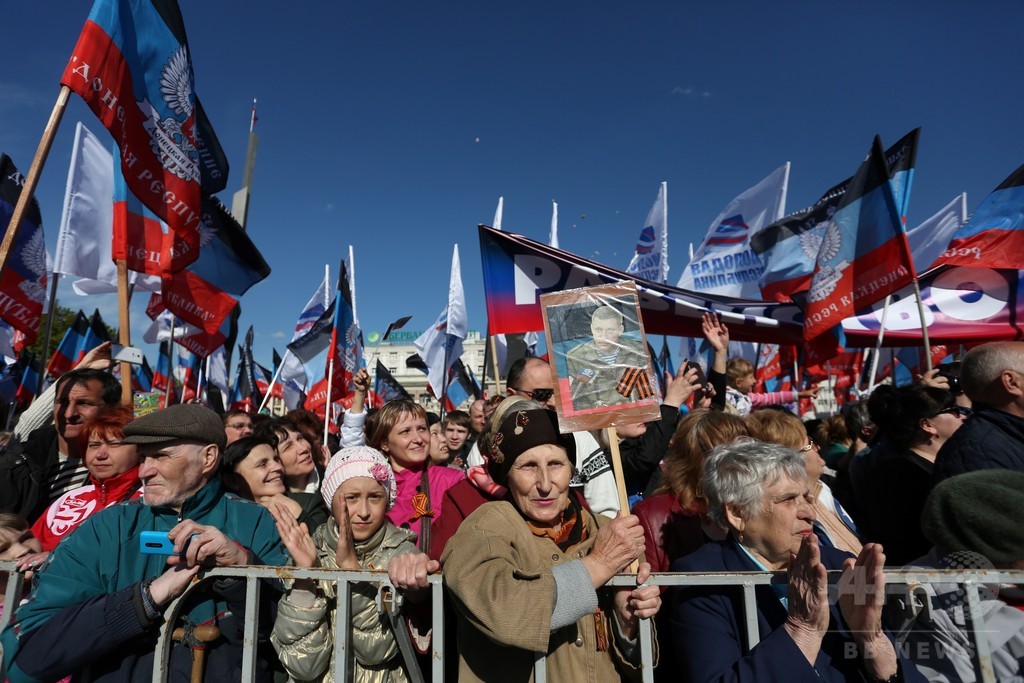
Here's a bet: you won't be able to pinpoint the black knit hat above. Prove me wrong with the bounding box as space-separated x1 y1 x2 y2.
485 399 575 484
122 404 227 451
922 469 1024 565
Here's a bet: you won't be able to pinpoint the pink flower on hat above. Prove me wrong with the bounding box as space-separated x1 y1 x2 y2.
370 462 391 484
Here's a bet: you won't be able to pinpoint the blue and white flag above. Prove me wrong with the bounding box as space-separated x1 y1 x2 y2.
415 245 468 398
281 270 331 391
677 165 788 298
907 193 967 273
626 182 669 283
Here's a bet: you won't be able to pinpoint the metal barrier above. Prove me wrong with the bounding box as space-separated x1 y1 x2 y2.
2 561 1021 683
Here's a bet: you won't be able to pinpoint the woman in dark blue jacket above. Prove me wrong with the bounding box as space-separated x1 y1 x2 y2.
669 439 926 683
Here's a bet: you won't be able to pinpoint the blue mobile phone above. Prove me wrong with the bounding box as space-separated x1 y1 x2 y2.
140 530 175 555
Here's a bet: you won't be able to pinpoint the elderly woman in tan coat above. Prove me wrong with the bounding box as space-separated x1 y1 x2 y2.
441 396 661 682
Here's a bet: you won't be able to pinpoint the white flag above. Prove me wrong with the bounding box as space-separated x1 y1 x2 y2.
55 122 160 295
907 193 967 272
549 200 559 248
415 245 467 396
142 310 202 343
626 182 669 283
207 345 229 399
676 164 789 298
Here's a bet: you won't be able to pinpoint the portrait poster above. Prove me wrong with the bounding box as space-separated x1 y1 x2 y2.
541 281 661 432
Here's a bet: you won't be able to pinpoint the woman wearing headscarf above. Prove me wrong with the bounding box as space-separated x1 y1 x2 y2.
441 396 660 682
670 439 926 683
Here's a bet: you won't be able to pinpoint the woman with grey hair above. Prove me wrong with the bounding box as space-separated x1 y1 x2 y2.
669 438 925 683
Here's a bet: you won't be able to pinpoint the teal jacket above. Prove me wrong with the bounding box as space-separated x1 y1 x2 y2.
2 476 288 683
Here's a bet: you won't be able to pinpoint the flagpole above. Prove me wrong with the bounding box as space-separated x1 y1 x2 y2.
116 260 132 405
258 360 285 414
489 335 502 395
0 87 70 279
36 274 61 397
197 356 206 404
165 316 175 407
322 352 334 447
867 295 893 390
440 336 450 419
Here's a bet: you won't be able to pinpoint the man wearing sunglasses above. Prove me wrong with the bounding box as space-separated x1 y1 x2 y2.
935 342 1024 483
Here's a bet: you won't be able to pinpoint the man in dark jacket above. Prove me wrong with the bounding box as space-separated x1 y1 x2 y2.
1 404 288 683
0 368 120 522
934 342 1024 483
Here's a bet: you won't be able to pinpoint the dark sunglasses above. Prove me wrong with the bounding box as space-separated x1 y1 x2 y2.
515 387 554 402
935 404 971 418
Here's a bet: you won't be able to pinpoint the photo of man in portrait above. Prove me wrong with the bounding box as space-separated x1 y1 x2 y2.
564 304 650 410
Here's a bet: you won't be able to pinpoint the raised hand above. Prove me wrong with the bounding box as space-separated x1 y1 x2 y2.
701 312 730 352
784 533 829 665
331 488 361 570
270 502 317 568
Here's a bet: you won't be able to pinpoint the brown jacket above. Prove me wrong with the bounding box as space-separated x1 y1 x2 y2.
441 501 647 682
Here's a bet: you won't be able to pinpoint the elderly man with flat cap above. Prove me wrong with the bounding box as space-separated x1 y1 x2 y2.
1 404 288 683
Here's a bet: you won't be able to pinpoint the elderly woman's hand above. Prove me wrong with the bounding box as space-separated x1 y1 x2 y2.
784 534 829 665
837 543 898 680
612 561 661 640
582 512 646 588
388 551 440 603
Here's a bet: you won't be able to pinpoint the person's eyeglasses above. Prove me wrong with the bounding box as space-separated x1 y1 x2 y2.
514 387 554 402
935 405 971 418
799 442 818 452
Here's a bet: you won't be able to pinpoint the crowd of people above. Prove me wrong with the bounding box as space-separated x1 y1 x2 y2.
0 330 1023 682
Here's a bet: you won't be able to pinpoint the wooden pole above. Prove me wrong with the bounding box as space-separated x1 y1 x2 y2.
322 352 334 448
0 87 70 277
116 260 132 405
605 428 638 573
489 335 502 396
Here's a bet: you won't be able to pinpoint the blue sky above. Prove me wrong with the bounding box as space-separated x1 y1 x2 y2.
3 1 1023 372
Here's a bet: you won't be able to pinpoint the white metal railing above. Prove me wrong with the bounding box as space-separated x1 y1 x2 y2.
2 562 1021 683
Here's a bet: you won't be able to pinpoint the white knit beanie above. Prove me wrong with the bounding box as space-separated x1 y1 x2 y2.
321 446 398 510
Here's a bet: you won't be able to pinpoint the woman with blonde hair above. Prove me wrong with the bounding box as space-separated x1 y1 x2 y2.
745 409 862 555
367 400 463 553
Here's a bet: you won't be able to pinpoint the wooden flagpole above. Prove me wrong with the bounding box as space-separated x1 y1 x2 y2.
116 260 132 405
0 87 70 277
605 428 638 573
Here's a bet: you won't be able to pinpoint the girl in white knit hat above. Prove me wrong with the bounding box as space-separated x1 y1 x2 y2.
269 446 427 682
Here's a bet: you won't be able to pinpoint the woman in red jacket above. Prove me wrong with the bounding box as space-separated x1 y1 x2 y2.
29 405 141 555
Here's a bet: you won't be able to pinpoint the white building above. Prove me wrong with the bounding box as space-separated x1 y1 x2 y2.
371 330 488 412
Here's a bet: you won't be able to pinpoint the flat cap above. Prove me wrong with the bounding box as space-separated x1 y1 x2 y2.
922 469 1024 565
122 404 227 450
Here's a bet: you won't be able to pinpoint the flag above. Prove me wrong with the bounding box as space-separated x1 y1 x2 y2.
142 309 201 343
139 194 270 335
14 352 41 410
752 130 919 301
415 245 468 399
493 196 504 231
173 346 201 402
306 260 363 411
152 341 177 407
237 326 261 410
0 155 46 343
256 363 282 402
677 165 788 297
936 163 1024 270
53 125 160 295
803 135 917 363
132 356 153 392
45 310 110 378
206 345 228 398
444 358 482 412
907 194 967 273
374 359 411 403
62 0 229 276
287 299 336 364
281 272 331 392
479 225 803 344
627 182 669 283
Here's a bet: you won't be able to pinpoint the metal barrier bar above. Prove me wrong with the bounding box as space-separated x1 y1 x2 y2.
2 560 1020 683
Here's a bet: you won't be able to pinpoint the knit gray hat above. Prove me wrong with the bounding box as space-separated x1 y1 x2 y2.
122 404 227 451
922 469 1024 565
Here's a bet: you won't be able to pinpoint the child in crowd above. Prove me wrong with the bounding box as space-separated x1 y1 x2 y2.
441 411 471 470
270 447 425 682
724 357 817 416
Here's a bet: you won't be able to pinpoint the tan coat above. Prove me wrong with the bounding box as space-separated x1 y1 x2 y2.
441 501 647 682
271 520 418 683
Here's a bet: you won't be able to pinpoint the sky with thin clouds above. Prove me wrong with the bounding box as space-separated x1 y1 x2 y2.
3 1 1023 371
